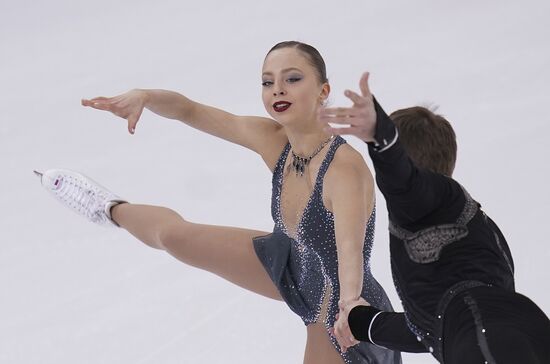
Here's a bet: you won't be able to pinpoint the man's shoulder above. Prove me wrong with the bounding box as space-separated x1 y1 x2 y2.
393 172 468 229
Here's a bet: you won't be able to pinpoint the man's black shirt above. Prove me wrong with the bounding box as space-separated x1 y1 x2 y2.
348 99 515 357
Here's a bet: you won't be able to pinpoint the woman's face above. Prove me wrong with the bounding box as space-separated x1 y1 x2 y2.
261 48 329 126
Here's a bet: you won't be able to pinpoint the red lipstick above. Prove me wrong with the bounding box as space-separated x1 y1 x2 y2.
273 101 292 112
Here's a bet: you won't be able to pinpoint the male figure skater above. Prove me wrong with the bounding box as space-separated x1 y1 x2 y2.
322 72 550 363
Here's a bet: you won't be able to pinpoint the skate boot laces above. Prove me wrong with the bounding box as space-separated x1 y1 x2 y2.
35 169 125 226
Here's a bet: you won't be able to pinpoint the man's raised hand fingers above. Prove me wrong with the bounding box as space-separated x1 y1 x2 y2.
319 116 356 126
319 107 358 124
321 107 356 118
359 72 372 98
344 89 367 106
323 125 362 136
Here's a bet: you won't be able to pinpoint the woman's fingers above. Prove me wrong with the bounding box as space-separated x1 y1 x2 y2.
127 120 135 134
82 96 109 104
127 110 142 134
341 331 358 349
332 313 360 353
334 329 354 353
90 96 110 102
82 97 116 111
81 98 103 107
334 332 348 352
82 96 135 134
83 97 134 119
90 102 113 112
82 92 144 135
329 326 345 351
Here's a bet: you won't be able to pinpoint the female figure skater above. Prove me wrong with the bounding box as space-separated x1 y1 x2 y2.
38 41 400 364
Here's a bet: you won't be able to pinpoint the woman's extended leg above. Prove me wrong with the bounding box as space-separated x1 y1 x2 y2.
111 203 282 300
303 323 345 364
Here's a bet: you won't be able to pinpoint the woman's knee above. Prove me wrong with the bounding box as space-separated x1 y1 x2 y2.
156 209 190 250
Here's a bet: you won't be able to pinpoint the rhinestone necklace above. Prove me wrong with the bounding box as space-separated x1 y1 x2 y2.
290 135 334 177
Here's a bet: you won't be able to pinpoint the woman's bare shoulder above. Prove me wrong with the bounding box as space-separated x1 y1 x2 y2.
260 125 289 172
324 143 374 191
331 143 370 173
323 142 374 212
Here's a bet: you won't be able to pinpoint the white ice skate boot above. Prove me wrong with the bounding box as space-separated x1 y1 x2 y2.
34 169 127 227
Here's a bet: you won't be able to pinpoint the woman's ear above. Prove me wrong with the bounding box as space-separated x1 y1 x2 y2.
320 83 331 104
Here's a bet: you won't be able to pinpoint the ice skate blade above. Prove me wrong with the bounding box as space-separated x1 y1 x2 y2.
33 170 43 178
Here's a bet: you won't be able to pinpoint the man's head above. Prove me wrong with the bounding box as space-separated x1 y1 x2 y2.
389 106 457 176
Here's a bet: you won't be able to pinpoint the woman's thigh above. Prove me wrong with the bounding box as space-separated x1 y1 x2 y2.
161 221 282 301
304 322 344 364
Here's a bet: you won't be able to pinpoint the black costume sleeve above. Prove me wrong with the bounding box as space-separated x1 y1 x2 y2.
367 98 462 226
349 306 428 353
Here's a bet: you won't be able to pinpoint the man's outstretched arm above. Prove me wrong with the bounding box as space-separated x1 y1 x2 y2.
348 304 428 353
319 72 461 225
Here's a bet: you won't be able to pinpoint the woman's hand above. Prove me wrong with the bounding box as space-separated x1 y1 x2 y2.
82 89 148 134
331 308 360 353
331 297 371 352
318 72 377 142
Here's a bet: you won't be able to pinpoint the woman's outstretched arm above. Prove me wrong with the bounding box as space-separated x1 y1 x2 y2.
82 89 287 169
324 146 375 353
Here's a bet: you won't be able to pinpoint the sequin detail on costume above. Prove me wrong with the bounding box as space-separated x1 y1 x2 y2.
388 186 478 263
253 136 401 364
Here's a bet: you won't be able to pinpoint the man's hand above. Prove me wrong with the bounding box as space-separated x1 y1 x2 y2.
318 72 377 142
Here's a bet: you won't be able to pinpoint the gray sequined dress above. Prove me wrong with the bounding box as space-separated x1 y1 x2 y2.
253 136 401 364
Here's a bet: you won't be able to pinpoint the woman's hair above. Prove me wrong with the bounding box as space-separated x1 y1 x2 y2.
389 106 457 176
266 41 328 84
